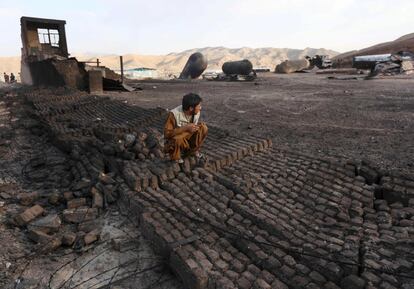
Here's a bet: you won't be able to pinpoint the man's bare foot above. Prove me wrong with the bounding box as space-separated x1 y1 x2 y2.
175 158 184 164
195 151 204 159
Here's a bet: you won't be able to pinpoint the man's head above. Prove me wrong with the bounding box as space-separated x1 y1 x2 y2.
182 93 202 115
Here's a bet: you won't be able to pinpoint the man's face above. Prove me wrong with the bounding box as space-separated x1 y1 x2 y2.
189 103 202 115
194 103 202 114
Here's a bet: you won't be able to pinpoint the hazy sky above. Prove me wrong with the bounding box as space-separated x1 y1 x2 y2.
0 0 412 56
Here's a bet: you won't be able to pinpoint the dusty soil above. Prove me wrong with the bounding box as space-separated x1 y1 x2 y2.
114 72 414 176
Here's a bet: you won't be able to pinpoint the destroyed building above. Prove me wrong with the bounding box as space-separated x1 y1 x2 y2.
20 16 87 88
20 16 126 92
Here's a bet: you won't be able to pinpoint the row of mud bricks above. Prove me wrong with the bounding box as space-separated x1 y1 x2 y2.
24 89 414 289
118 146 414 288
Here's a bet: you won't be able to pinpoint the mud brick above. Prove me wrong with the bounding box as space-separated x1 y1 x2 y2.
309 271 326 284
381 274 398 286
63 207 98 223
39 237 62 254
306 282 321 289
46 190 61 206
252 278 271 289
193 250 207 261
215 259 229 271
27 214 61 233
62 232 76 246
246 264 260 276
199 258 213 272
171 229 183 240
28 229 53 244
15 205 45 226
220 251 233 263
67 197 87 209
140 175 149 189
149 175 158 189
17 191 40 206
395 258 413 270
271 278 289 289
291 275 310 288
63 191 74 201
72 178 92 191
324 262 343 281
323 281 341 289
255 250 269 261
340 275 366 289
296 264 310 275
91 190 103 209
242 270 256 282
84 229 100 245
229 258 244 273
280 265 295 278
182 159 191 173
283 255 296 267
170 253 208 289
173 247 189 260
327 243 342 252
351 217 363 225
225 270 239 282
237 277 252 289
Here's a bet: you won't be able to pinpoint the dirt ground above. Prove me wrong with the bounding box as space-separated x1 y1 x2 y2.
113 72 414 176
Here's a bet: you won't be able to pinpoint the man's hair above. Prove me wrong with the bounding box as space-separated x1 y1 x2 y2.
182 93 202 111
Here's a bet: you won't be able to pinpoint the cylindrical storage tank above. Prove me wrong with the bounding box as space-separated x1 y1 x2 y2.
179 52 208 79
275 59 310 74
222 59 253 75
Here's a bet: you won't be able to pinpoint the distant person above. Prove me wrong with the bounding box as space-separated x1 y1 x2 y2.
164 93 208 163
3 72 9 83
9 73 15 83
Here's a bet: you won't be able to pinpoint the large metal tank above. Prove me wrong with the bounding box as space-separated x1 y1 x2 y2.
222 59 253 75
275 59 310 74
352 54 392 70
179 52 208 79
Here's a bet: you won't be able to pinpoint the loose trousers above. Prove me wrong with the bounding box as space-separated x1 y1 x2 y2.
165 123 208 160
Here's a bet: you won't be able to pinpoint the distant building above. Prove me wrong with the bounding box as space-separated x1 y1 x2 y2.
119 67 158 79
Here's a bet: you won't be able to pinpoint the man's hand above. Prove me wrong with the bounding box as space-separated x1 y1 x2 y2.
184 124 199 133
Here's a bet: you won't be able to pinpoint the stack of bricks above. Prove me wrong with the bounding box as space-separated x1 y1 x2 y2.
24 88 414 288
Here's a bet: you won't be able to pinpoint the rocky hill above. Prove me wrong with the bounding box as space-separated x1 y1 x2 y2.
77 47 338 74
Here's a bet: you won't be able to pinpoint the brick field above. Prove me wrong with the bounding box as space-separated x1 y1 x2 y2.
3 86 411 289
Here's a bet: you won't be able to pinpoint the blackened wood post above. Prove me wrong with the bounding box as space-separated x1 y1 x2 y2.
120 56 124 83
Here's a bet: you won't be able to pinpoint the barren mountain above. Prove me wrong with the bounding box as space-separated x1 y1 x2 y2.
0 56 20 79
77 47 339 73
0 47 338 79
333 33 414 67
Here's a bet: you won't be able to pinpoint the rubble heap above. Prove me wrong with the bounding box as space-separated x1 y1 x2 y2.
4 87 414 289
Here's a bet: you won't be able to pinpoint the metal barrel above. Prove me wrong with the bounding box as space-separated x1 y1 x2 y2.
222 59 253 76
179 52 208 79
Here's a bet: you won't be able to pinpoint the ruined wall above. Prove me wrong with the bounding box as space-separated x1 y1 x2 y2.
28 58 88 89
26 29 41 53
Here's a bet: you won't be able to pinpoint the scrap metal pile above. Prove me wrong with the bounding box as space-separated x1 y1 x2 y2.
5 88 414 289
353 52 414 78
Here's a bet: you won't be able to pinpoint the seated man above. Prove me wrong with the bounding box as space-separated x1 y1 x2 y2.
164 93 208 163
